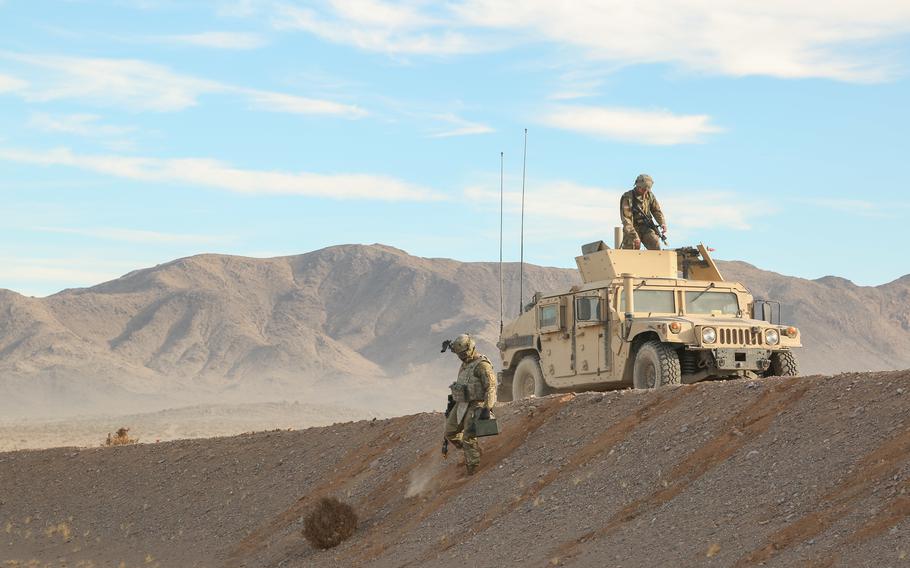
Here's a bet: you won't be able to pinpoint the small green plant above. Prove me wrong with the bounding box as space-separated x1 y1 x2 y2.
104 427 138 446
302 497 358 549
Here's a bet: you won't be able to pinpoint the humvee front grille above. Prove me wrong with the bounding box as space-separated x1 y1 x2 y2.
717 327 763 346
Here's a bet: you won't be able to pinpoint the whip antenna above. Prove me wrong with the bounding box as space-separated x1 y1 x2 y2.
499 151 504 333
519 128 527 314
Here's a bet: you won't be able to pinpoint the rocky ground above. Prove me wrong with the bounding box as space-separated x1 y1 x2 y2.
1 371 909 568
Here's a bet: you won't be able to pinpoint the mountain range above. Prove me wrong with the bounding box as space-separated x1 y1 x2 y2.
1 243 908 418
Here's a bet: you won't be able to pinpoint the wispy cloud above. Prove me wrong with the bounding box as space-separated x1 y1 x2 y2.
457 1 910 82
539 105 722 145
272 2 491 56
243 89 367 117
4 53 217 111
428 113 493 138
217 0 260 18
0 73 28 93
0 147 445 202
465 179 762 242
0 52 366 117
28 112 135 138
0 255 139 295
31 226 229 245
156 31 267 50
269 1 910 82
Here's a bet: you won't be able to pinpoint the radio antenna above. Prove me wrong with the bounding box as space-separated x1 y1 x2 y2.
519 128 527 314
499 151 504 334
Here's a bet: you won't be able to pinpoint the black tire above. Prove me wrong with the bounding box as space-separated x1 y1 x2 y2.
512 357 549 400
768 350 799 377
632 340 681 389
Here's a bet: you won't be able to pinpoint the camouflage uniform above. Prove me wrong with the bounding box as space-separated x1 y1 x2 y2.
444 335 497 474
620 174 666 250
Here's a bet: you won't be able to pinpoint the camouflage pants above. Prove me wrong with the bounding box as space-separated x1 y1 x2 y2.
621 228 661 250
444 403 482 468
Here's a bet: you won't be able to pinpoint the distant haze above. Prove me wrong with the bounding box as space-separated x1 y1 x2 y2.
0 244 908 420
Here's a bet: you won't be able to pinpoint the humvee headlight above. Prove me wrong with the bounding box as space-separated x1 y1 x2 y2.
669 322 682 333
765 329 780 345
702 327 717 344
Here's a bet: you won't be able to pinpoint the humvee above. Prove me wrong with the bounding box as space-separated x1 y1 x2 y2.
497 240 801 401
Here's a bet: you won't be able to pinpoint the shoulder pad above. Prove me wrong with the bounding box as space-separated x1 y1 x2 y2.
473 356 493 371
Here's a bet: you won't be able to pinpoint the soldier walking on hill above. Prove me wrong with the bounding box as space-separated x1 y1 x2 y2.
441 334 497 475
620 173 668 250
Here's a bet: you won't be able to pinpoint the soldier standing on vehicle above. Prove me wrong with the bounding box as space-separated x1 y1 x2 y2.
620 173 668 250
442 334 497 475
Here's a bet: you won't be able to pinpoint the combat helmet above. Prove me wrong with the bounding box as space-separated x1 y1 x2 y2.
634 174 653 189
449 334 476 357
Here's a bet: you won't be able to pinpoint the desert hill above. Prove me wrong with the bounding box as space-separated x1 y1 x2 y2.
2 371 908 567
1 244 909 419
720 261 910 374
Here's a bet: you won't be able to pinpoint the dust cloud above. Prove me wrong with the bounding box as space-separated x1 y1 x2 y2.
406 459 444 498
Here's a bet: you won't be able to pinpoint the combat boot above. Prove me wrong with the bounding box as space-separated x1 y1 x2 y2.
466 463 478 476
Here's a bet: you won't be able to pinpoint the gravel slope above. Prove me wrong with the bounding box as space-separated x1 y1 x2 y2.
1 371 908 568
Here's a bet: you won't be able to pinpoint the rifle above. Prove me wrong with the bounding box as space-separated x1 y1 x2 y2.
631 198 668 246
442 394 455 459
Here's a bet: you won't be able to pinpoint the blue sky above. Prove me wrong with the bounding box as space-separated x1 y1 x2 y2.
1 1 909 296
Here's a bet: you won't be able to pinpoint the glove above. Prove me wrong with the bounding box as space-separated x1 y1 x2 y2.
478 408 491 420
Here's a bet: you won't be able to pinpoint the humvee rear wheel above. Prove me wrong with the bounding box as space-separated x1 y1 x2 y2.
512 357 549 399
632 340 681 389
768 350 799 377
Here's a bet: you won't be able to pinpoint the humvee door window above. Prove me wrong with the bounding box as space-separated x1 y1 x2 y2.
539 304 558 328
575 297 601 321
619 290 675 314
685 291 738 315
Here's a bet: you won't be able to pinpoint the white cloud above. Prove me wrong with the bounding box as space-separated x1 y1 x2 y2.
217 0 261 18
157 31 268 50
4 53 217 111
243 89 367 117
28 113 135 138
31 226 228 245
539 105 722 145
271 1 910 81
272 2 488 56
0 256 139 295
465 180 761 243
0 53 366 117
0 147 444 202
457 1 910 82
0 73 28 93
427 113 493 138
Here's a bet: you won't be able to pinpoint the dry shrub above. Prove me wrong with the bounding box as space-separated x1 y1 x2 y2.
104 427 138 446
302 497 358 549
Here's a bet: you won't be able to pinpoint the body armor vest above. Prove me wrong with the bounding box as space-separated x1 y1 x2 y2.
450 355 490 403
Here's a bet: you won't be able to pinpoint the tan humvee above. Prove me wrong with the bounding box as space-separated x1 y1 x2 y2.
497 239 801 400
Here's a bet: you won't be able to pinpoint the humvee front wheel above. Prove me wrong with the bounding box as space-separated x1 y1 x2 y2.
768 350 799 377
632 340 681 389
512 357 549 399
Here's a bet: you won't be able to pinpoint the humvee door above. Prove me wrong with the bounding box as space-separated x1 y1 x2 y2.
574 290 610 377
537 297 573 378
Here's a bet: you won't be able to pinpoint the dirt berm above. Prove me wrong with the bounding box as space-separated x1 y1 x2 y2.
2 371 909 567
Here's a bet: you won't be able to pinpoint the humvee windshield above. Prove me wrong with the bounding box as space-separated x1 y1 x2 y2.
619 290 675 314
685 291 738 315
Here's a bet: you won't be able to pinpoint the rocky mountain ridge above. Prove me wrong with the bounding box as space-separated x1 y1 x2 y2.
1 244 908 418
